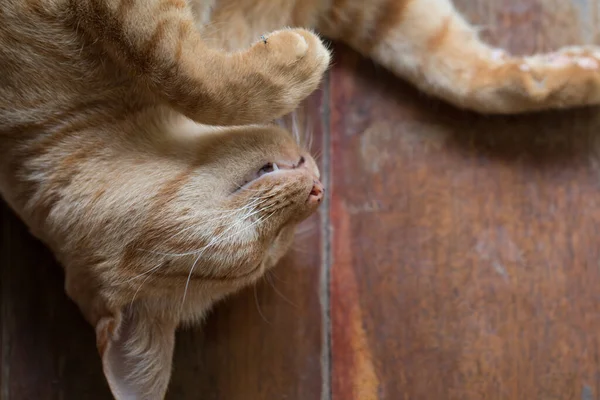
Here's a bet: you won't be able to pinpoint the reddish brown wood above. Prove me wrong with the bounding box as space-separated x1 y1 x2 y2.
0 204 110 399
329 1 600 399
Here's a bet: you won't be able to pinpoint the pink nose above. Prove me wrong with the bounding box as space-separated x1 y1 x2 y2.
309 179 324 204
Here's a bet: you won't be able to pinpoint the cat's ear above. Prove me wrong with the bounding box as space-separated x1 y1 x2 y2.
96 304 177 400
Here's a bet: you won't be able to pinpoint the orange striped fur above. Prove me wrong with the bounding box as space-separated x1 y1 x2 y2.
1 0 600 398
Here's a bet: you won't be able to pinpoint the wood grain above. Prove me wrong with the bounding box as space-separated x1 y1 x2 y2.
0 204 110 399
329 0 600 399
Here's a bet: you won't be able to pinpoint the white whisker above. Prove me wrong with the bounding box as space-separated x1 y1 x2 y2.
291 111 300 145
160 196 269 242
265 272 298 309
129 269 156 308
137 196 276 258
122 261 166 284
181 251 202 309
179 208 279 309
171 202 278 258
269 270 288 284
254 285 271 324
291 245 313 255
295 222 317 236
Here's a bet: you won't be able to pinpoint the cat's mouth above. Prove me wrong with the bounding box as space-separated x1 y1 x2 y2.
308 178 324 205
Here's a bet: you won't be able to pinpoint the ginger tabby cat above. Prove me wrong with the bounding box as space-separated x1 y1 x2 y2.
1 0 599 398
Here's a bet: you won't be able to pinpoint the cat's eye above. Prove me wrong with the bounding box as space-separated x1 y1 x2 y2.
258 162 278 176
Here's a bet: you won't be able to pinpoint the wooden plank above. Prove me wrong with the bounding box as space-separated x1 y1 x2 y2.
0 202 110 399
329 0 600 399
1 207 4 399
168 93 327 400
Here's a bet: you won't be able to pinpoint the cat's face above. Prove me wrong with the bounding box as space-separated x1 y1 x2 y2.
70 124 323 399
115 125 322 303
189 124 323 276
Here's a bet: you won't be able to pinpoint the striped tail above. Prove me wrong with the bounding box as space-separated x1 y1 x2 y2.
320 0 600 114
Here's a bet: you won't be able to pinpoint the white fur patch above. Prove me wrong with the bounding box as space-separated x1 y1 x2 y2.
576 57 599 70
519 63 531 72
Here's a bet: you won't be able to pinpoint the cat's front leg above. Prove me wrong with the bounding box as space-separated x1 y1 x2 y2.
167 27 330 125
230 28 331 122
68 1 330 126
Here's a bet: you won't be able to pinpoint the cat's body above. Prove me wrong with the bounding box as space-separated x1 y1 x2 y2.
1 0 600 399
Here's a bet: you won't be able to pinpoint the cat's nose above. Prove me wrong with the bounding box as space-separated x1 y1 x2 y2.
308 179 324 204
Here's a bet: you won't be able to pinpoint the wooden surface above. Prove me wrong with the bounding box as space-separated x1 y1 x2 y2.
3 0 600 399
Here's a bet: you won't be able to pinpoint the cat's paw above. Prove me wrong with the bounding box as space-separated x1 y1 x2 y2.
257 29 331 72
241 28 331 121
516 45 600 108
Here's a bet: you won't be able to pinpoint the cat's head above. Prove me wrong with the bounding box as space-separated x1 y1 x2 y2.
120 123 323 291
60 121 322 399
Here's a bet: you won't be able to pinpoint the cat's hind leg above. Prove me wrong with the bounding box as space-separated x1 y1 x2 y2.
320 0 600 114
68 0 330 125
